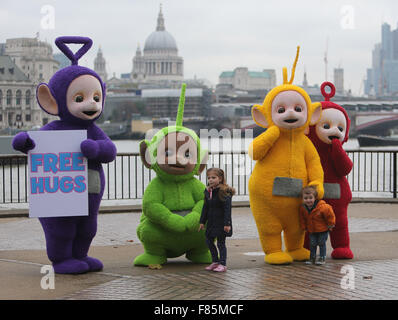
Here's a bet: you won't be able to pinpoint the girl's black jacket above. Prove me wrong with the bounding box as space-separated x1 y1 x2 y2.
200 187 233 238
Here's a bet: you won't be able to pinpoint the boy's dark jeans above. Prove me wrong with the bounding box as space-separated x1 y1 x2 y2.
309 231 329 259
206 235 227 266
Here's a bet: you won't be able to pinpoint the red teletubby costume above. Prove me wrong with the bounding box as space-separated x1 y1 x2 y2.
305 82 354 259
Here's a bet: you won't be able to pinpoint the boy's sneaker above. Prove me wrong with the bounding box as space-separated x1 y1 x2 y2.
205 263 219 271
305 258 316 265
213 264 227 272
316 257 326 265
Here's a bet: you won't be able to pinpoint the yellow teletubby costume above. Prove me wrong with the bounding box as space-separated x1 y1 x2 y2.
248 46 324 265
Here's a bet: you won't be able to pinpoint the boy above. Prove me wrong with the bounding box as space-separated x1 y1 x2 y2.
299 186 336 265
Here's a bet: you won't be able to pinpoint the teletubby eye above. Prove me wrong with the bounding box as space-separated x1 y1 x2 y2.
277 107 285 114
323 123 330 129
75 95 84 103
294 105 302 112
93 95 100 102
185 150 190 158
338 126 344 132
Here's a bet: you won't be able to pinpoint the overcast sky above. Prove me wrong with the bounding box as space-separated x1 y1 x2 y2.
1 0 398 95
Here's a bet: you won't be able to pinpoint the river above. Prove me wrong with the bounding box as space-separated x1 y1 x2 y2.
1 138 397 207
113 138 398 153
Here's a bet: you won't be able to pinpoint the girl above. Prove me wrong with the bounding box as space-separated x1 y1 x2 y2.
199 168 235 272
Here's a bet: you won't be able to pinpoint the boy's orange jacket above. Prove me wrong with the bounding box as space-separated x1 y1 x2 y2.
299 200 336 233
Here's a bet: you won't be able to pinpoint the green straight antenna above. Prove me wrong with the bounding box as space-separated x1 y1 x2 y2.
176 83 186 126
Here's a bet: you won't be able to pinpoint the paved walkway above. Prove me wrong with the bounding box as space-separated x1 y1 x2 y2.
1 209 398 251
0 203 398 300
63 259 398 300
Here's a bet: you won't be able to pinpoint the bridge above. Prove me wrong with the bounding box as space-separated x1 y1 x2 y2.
212 100 398 136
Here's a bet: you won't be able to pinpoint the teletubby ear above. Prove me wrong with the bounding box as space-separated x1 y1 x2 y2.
139 140 151 169
36 84 59 115
198 150 209 175
309 102 322 125
252 104 269 128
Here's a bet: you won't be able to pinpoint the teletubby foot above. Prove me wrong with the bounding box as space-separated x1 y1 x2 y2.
133 253 167 266
264 251 293 265
53 259 90 274
79 256 103 272
286 248 310 261
331 247 353 259
186 250 212 264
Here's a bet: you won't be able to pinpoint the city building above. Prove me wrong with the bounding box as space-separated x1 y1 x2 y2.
334 68 344 95
365 22 398 97
218 67 276 91
53 53 70 70
0 56 41 130
94 47 108 81
0 36 60 131
4 37 59 83
131 5 184 84
302 68 309 88
0 43 5 56
142 88 208 119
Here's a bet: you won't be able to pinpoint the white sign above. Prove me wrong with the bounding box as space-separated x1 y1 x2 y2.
28 130 88 218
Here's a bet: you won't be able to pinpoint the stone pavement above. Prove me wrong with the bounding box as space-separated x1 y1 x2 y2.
0 202 398 300
63 259 398 300
2 207 398 251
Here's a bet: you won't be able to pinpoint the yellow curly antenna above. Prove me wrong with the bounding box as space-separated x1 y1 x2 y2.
282 46 300 84
282 67 288 84
289 46 300 84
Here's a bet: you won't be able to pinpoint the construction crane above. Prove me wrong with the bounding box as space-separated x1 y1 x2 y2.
324 37 329 81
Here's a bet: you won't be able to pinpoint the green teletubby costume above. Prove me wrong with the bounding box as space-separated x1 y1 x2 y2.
134 84 212 266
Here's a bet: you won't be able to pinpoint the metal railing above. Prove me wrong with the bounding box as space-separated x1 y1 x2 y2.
1 150 397 204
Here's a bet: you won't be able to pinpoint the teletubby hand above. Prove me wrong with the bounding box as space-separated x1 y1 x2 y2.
165 214 186 233
184 211 200 232
249 125 280 160
264 125 280 145
12 132 36 154
330 136 353 177
80 139 99 159
331 138 343 150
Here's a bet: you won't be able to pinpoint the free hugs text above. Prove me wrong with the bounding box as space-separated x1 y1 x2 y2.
30 152 87 194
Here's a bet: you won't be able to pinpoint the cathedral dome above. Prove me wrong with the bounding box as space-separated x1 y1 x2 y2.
144 30 177 51
143 6 178 53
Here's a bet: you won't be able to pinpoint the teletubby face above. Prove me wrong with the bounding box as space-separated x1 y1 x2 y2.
315 108 347 144
271 91 308 129
156 132 198 175
66 75 103 120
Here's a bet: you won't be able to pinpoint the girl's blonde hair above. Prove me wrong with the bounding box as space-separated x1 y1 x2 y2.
206 168 236 201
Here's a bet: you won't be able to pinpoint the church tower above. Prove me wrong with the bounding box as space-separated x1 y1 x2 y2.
94 46 108 81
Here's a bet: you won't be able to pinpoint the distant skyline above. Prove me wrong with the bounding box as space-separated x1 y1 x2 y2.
1 0 398 95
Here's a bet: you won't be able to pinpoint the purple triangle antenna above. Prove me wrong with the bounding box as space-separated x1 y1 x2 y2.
55 36 93 66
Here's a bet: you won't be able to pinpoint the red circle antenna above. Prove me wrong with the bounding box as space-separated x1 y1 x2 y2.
320 81 336 101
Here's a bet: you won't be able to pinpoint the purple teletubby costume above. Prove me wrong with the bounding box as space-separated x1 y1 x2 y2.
12 36 116 274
